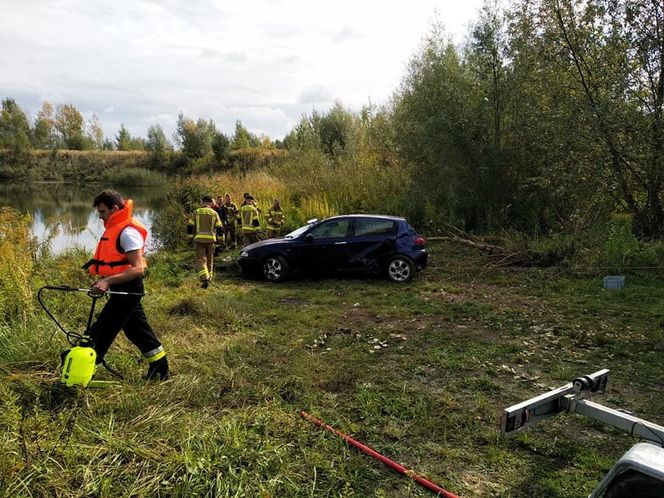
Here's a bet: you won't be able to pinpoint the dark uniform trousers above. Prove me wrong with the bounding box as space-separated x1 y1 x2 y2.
88 278 163 361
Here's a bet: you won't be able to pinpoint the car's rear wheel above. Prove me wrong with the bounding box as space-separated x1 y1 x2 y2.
263 255 290 282
386 256 414 282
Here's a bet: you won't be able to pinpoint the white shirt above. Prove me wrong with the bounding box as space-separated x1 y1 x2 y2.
119 226 145 253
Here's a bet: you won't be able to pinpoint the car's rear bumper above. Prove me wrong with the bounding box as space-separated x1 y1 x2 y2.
413 249 428 271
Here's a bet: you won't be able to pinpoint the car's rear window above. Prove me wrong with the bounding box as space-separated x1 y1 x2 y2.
354 218 398 236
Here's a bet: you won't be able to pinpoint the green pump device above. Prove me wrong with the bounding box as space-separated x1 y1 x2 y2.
38 285 140 387
60 336 97 387
39 285 102 387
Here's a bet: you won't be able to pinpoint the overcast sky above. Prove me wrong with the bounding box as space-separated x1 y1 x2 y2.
1 0 485 142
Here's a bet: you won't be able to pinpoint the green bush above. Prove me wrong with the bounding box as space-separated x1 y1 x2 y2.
602 216 640 269
571 214 664 273
152 182 204 250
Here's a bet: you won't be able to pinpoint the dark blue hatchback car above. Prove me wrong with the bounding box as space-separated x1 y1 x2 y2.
238 214 427 282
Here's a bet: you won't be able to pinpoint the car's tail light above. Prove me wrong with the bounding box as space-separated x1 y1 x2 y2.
414 236 426 246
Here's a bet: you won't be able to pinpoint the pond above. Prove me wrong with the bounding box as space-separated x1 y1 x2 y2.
0 182 170 254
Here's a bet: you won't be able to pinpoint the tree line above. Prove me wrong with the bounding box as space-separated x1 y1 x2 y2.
0 99 268 159
390 0 664 238
278 0 664 239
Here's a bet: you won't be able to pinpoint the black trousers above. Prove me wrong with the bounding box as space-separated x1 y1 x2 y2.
87 278 163 361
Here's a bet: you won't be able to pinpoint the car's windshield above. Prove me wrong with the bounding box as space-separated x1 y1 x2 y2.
284 223 317 239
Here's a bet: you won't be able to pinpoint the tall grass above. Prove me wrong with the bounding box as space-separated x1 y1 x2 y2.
0 209 34 324
270 148 413 217
0 210 91 365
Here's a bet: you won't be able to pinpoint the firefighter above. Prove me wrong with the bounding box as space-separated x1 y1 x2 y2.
266 198 285 238
240 194 260 246
212 196 227 256
83 189 169 380
223 193 239 249
187 195 223 288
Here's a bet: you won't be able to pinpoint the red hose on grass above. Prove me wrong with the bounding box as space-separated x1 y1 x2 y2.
300 410 459 498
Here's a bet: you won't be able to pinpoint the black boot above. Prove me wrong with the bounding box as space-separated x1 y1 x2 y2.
145 357 169 381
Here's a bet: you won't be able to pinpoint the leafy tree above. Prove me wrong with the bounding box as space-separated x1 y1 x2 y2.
230 120 259 149
146 124 172 153
86 114 105 149
504 0 611 233
283 104 358 157
356 103 398 169
128 136 146 151
174 113 213 159
116 124 132 151
393 25 481 228
318 102 356 157
54 104 85 149
460 3 518 229
145 124 171 169
283 113 321 150
0 98 31 152
259 135 274 148
33 101 56 149
510 0 664 237
211 129 230 161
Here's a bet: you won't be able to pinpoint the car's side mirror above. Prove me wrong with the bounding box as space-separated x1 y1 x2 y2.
305 234 314 242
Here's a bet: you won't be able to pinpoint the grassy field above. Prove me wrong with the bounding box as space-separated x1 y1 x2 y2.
1 241 663 497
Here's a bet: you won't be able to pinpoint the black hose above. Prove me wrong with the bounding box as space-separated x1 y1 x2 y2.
101 359 124 380
37 286 83 346
38 285 137 380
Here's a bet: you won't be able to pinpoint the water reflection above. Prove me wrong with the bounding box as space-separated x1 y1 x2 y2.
0 182 169 254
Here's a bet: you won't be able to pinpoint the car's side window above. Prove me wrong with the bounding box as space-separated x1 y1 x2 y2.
354 218 397 237
309 220 351 239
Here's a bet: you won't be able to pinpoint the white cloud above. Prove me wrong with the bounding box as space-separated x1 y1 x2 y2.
0 0 485 141
332 27 365 43
299 86 333 105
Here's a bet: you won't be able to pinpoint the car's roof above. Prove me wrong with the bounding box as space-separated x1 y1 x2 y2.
325 214 406 222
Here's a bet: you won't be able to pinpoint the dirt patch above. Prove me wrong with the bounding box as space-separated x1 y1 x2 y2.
429 283 547 314
166 297 199 316
277 296 310 306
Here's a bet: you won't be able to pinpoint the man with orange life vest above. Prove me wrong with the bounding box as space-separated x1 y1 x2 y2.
187 195 223 288
82 190 169 380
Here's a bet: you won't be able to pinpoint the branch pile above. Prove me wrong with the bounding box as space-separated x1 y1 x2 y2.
427 226 564 267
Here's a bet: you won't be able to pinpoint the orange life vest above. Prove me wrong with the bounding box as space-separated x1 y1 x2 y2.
84 199 148 276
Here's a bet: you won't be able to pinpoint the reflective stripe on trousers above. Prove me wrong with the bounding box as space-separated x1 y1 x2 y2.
144 345 166 363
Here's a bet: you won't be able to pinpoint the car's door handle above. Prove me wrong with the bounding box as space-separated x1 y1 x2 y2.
334 241 347 245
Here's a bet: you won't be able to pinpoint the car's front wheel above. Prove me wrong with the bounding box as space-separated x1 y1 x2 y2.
386 256 415 282
263 255 290 282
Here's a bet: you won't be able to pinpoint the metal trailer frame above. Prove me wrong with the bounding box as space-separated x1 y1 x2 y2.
501 369 664 497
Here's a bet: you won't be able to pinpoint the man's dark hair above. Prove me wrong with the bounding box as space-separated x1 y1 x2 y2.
93 190 125 209
201 195 213 203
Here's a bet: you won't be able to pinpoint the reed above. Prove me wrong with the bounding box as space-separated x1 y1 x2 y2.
98 167 168 186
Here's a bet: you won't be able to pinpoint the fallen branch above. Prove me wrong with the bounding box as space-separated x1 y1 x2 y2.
426 228 564 267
